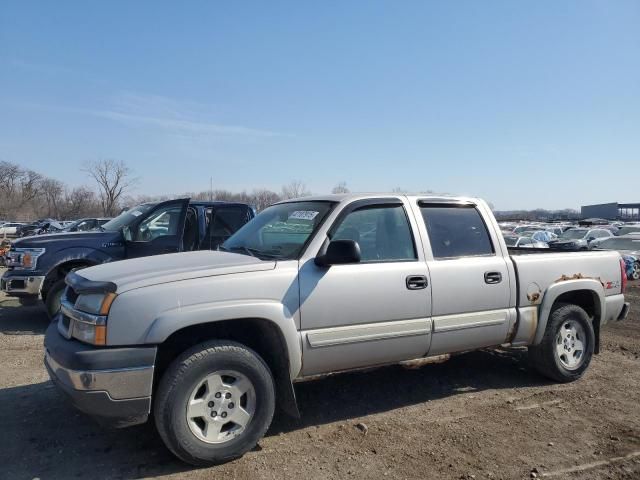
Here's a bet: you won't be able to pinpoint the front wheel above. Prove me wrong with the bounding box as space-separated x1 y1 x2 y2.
154 340 275 466
529 303 594 383
45 278 66 319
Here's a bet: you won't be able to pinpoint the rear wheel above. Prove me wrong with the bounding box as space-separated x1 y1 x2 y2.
631 262 640 281
529 303 594 382
154 340 275 466
44 278 66 319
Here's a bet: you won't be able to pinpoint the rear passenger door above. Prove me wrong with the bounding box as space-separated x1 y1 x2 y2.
413 201 513 356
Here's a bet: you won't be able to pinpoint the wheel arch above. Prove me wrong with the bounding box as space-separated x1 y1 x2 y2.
534 279 605 351
153 314 301 418
41 258 98 300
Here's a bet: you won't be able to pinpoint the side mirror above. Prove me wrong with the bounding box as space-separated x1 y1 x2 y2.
587 236 595 242
315 239 361 267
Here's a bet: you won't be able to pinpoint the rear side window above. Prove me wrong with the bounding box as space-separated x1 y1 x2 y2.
420 205 494 259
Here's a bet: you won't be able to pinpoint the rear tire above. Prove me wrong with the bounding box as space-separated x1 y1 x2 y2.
154 340 275 466
529 302 594 383
45 278 66 320
631 262 640 281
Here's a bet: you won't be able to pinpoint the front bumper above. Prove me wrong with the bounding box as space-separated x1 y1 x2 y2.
44 321 157 428
0 271 45 297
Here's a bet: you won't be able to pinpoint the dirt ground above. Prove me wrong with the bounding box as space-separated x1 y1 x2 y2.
0 270 638 480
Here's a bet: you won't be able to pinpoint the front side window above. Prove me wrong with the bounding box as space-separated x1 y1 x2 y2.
222 201 334 260
133 205 183 241
102 203 156 232
421 205 494 259
331 204 417 262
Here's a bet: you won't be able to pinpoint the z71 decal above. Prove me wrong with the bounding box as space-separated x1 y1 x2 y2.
605 280 620 290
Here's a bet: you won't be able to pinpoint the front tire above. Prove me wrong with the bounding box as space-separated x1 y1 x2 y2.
529 303 594 383
154 340 275 466
45 278 66 319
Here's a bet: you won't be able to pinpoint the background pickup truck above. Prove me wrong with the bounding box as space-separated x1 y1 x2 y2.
2 198 254 317
43 194 629 466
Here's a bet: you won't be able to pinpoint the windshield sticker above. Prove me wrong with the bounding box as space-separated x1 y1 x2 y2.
289 210 319 221
130 210 143 217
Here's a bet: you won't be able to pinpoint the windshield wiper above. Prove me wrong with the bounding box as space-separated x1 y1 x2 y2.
220 245 282 260
219 245 255 257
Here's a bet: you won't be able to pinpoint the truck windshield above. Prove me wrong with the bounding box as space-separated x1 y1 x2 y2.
101 204 156 232
221 201 335 260
560 229 587 240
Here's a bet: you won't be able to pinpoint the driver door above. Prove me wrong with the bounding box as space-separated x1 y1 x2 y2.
125 198 190 258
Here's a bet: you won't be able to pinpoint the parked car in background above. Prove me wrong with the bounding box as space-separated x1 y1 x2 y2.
617 225 640 236
2 199 255 317
512 225 537 234
0 222 26 237
16 219 65 237
520 230 558 243
543 226 565 237
61 217 111 232
548 228 613 251
591 235 640 280
43 193 629 465
621 255 640 281
503 234 548 248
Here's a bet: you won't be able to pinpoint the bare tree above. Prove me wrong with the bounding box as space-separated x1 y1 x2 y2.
281 180 310 200
61 187 99 219
0 161 22 199
331 181 350 194
84 159 137 216
251 189 281 211
40 178 64 218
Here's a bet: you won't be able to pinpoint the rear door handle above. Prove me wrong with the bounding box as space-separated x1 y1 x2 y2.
406 275 428 290
484 271 502 284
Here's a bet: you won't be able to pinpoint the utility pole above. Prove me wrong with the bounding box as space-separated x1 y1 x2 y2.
209 177 213 201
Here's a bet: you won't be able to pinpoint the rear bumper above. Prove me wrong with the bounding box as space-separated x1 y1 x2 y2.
603 294 629 325
617 302 630 322
0 271 44 297
44 322 157 428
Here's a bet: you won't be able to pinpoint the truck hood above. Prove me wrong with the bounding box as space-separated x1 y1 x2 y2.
78 250 276 293
11 230 120 248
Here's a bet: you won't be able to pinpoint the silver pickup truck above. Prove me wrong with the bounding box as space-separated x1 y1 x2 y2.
44 194 630 465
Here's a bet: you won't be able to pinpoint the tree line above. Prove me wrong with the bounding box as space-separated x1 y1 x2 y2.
0 159 352 221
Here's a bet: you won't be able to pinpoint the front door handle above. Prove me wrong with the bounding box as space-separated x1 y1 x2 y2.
484 271 502 284
406 275 428 290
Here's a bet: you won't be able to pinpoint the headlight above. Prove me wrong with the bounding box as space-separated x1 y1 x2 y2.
74 292 117 315
7 248 45 270
72 319 107 345
68 292 117 345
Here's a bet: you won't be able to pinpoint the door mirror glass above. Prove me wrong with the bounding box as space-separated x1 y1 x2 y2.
316 239 361 266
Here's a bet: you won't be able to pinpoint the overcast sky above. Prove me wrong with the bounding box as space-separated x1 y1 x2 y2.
1 1 638 210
